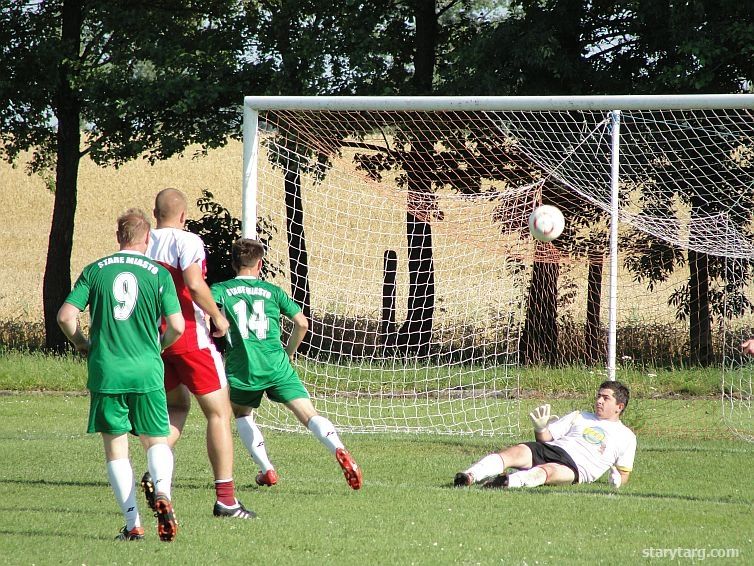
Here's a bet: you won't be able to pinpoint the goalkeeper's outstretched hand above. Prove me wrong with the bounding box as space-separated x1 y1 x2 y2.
529 404 552 433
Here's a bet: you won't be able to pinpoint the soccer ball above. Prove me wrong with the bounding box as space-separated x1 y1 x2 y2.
528 205 565 242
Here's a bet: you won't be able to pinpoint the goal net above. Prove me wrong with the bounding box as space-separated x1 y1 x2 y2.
242 95 754 439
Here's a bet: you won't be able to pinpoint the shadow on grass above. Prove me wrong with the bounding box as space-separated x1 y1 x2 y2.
444 482 752 505
0 478 106 488
0 477 231 493
0 528 112 542
640 445 754 454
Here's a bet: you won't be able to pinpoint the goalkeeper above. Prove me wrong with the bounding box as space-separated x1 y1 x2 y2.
210 238 362 490
454 381 635 489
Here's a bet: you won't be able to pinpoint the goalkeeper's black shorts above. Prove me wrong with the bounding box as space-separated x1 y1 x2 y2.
522 441 579 483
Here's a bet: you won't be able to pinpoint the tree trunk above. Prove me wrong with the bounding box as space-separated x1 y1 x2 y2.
395 1 439 357
688 248 712 366
584 255 604 365
284 165 312 354
397 208 435 356
519 259 560 365
43 0 82 351
412 0 437 94
381 250 398 354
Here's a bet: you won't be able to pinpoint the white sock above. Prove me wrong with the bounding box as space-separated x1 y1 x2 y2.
465 454 505 484
106 458 140 530
507 467 547 488
147 443 174 500
307 415 344 454
236 416 274 472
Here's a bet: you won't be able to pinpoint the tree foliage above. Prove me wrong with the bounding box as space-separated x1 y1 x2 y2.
442 0 754 365
185 190 283 286
5 0 754 364
0 0 270 350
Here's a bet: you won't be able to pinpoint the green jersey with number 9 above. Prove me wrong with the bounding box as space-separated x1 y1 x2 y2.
211 276 302 390
64 251 181 393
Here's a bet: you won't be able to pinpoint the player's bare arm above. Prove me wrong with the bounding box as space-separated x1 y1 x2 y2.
56 302 90 354
161 312 185 351
182 262 229 337
285 312 309 361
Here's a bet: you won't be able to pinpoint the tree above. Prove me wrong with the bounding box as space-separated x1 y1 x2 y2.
251 0 493 356
445 0 754 366
246 0 408 353
0 0 270 350
185 190 283 285
444 0 633 364
617 0 754 365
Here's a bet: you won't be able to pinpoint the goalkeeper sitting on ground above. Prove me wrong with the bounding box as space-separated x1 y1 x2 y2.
454 380 636 489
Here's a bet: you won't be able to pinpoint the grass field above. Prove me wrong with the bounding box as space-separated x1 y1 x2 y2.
1 354 753 564
1 392 752 565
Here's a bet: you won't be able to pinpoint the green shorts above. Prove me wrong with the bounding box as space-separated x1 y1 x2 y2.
87 389 170 437
229 376 309 408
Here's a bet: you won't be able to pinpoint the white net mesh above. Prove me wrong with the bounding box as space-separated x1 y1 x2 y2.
246 101 754 438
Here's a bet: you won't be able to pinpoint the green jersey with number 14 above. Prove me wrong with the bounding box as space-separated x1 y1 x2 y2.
64 251 181 393
211 276 302 390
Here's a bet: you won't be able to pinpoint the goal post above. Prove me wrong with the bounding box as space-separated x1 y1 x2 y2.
242 94 754 438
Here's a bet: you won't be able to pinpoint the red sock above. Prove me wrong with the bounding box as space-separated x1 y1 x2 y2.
215 479 236 507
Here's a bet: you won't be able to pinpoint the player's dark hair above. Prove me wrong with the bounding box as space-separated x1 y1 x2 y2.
598 380 629 412
117 208 150 245
232 238 265 271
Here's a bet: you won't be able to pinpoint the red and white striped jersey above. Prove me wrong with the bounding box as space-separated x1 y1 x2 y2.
147 227 212 354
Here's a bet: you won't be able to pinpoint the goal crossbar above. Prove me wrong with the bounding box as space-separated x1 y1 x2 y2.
244 94 754 112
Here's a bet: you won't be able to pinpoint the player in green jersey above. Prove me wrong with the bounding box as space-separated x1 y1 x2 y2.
211 238 363 490
57 209 185 542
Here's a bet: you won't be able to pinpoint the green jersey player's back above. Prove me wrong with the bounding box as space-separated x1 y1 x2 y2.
64 251 180 393
211 276 302 390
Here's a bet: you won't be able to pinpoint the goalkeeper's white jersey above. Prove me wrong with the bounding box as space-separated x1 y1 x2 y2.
547 411 636 483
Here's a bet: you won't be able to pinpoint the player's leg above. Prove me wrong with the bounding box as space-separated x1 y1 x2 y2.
284 396 363 490
454 443 534 486
134 390 175 501
90 392 144 540
139 436 178 541
133 389 177 541
162 356 191 448
506 462 575 488
194 387 234 480
232 395 277 487
165 384 190 447
139 436 174 498
102 432 144 540
194 388 237 496
179 347 254 517
140 382 185 511
286 397 342 451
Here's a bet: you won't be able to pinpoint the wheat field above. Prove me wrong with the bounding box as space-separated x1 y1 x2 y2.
0 136 746 339
0 142 245 323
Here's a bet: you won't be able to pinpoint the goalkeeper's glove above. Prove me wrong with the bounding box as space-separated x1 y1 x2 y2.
608 466 622 489
529 404 553 433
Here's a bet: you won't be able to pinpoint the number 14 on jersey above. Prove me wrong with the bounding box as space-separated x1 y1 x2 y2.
233 300 269 340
